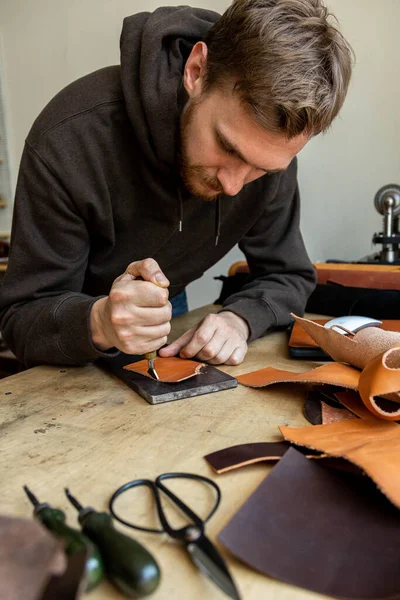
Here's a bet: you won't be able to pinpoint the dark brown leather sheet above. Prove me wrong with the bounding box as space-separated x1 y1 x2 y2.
123 356 205 382
280 419 400 509
219 448 400 599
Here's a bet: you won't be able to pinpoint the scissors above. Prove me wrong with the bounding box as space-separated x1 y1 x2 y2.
109 472 241 599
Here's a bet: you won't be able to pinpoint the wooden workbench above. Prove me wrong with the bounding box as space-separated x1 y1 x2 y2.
0 305 326 600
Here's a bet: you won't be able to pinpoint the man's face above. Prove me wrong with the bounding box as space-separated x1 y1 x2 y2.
179 87 309 200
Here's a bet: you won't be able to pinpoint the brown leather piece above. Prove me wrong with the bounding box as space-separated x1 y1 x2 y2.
123 356 205 382
236 362 360 389
280 419 400 508
321 401 356 424
292 314 400 370
204 441 290 473
219 448 400 600
303 390 355 425
289 318 400 349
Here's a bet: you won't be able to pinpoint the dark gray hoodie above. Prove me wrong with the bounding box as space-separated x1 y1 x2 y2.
0 6 316 367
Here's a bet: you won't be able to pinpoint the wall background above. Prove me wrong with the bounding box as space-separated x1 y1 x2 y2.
0 0 399 308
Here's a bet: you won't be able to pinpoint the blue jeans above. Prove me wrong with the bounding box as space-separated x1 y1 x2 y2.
171 290 188 317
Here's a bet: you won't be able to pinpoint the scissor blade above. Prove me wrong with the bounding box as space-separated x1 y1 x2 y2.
186 535 241 600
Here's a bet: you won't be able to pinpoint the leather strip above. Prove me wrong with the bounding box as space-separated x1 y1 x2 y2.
236 362 360 389
204 441 290 473
219 448 400 600
123 356 205 382
280 419 400 508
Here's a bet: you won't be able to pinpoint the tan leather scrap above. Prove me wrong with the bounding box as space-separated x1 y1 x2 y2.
280 419 400 509
292 314 400 370
123 356 205 382
236 362 360 389
289 318 400 349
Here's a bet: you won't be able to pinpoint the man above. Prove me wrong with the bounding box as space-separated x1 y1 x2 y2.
0 0 353 367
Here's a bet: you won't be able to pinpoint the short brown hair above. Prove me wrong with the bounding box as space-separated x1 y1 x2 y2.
204 0 354 137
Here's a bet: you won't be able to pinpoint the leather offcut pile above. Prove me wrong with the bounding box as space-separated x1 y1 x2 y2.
237 315 400 421
207 419 400 599
207 317 400 599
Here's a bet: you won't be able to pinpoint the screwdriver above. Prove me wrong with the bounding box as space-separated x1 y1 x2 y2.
65 487 161 598
23 485 103 591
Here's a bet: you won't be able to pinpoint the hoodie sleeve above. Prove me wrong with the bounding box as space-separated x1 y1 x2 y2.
0 143 119 367
219 158 316 341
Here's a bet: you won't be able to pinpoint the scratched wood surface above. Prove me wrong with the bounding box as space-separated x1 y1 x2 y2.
0 305 329 600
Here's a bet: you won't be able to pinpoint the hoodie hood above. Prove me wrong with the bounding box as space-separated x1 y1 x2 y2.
120 6 220 175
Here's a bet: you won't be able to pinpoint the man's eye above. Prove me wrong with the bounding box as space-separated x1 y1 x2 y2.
217 136 236 156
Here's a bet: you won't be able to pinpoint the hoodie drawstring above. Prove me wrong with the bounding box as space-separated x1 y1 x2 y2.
178 188 220 246
215 196 220 246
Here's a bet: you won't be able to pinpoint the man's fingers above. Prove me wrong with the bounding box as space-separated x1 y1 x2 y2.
158 327 196 357
110 280 170 308
125 258 169 288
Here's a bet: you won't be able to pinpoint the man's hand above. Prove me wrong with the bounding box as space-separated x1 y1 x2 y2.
90 259 171 354
159 311 249 365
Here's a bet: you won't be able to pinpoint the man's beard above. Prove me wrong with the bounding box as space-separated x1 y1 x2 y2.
179 100 224 201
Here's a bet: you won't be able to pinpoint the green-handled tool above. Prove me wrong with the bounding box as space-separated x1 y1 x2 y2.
23 485 103 591
65 487 161 598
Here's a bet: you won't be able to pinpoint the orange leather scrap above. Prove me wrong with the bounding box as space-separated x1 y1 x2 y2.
123 356 205 382
236 362 360 389
280 419 400 509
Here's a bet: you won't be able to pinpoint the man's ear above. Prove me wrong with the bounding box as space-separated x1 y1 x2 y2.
183 42 208 98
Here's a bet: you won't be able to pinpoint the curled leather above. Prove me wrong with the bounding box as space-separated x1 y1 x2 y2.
123 356 205 382
358 347 400 420
236 362 360 390
280 419 400 509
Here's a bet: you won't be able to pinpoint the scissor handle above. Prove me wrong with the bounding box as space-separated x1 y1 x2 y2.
109 473 221 536
155 472 221 537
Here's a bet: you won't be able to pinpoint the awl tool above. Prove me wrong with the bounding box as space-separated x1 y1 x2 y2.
145 350 159 380
23 485 103 591
65 487 161 597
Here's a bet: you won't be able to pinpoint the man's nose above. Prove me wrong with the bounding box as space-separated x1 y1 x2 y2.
216 164 251 196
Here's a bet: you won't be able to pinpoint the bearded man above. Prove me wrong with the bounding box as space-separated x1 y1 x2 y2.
0 0 353 367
